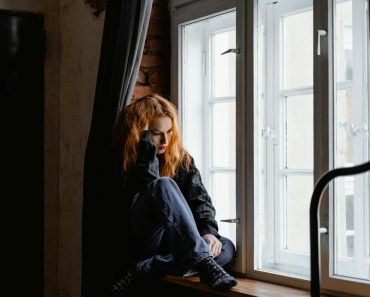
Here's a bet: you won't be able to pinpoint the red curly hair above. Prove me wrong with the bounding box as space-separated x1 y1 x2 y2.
116 94 192 177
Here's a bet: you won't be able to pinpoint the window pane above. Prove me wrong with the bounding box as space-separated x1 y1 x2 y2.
286 95 313 169
256 0 313 278
214 30 236 97
212 172 236 245
212 102 236 168
335 0 353 82
335 89 354 165
181 20 208 174
283 9 313 89
286 175 313 252
181 11 236 175
334 176 370 281
333 0 370 282
181 11 237 252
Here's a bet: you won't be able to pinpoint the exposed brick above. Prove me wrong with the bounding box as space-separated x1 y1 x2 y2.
147 20 170 37
134 0 170 98
133 86 165 99
137 70 147 85
153 0 168 8
148 69 170 88
145 38 168 54
143 39 150 55
150 1 170 22
141 55 168 67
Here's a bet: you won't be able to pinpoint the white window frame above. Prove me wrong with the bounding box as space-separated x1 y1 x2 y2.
263 0 314 273
332 0 369 278
248 0 313 289
170 0 248 274
319 0 370 295
171 0 370 295
182 12 238 242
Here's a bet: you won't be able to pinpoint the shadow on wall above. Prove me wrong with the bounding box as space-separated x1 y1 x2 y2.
84 0 106 17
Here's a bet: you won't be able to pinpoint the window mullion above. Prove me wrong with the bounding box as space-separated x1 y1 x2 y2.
280 86 313 97
265 0 279 268
209 167 236 172
204 24 211 189
209 96 235 103
281 169 314 175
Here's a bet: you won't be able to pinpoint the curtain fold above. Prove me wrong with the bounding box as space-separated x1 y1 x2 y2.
82 1 153 296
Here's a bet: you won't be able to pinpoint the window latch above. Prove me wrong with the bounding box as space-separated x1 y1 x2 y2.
220 218 240 224
317 29 327 56
319 227 328 234
221 48 240 55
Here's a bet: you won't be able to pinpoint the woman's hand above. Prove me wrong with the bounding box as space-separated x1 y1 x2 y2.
137 130 157 163
202 234 222 257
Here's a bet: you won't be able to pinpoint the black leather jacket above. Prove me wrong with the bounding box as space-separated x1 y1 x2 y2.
125 130 220 238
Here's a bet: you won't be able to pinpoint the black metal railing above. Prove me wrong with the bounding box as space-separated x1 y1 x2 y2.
310 160 370 297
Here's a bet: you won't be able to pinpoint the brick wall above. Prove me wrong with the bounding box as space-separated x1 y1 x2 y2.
133 0 171 100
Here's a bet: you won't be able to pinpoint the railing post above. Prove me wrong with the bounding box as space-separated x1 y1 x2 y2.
309 160 370 297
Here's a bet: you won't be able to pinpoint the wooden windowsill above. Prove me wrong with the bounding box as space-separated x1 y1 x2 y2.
163 275 311 297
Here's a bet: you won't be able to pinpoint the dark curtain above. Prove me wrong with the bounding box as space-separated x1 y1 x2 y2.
82 1 152 296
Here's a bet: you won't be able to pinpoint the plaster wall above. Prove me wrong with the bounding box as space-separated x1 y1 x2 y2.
0 0 171 295
0 1 61 296
0 1 104 296
58 1 104 296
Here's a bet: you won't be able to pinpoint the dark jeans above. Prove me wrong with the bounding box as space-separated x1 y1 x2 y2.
129 177 236 276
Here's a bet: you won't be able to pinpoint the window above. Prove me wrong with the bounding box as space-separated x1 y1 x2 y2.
181 11 237 245
171 0 370 295
323 0 370 293
255 0 313 279
171 0 247 274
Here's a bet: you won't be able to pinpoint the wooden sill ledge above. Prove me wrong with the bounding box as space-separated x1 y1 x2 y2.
163 275 310 297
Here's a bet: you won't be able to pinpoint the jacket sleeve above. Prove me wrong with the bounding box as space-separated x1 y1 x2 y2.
125 130 159 199
178 161 220 238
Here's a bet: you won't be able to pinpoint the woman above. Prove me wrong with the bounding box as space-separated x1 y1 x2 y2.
112 94 237 296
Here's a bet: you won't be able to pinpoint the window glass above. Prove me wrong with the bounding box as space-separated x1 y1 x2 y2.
212 101 236 168
286 175 313 252
212 172 236 245
283 9 313 89
214 30 236 97
333 0 370 282
286 94 313 169
256 0 313 278
335 1 353 83
181 11 237 245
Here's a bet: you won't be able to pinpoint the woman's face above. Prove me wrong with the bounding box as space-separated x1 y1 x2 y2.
148 116 173 154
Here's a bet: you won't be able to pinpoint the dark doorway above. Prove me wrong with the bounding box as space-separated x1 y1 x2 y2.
0 9 44 297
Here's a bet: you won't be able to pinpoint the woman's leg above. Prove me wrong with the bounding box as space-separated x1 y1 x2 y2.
129 176 212 275
112 177 237 296
214 236 236 268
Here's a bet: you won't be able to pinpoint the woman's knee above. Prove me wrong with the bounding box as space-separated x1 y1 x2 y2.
149 177 181 197
146 176 172 188
215 236 236 268
153 176 174 186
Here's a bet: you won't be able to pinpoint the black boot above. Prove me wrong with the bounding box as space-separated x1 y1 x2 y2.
111 263 138 297
196 257 237 290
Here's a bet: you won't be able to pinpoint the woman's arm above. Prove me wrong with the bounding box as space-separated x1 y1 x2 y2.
175 161 220 238
125 130 159 198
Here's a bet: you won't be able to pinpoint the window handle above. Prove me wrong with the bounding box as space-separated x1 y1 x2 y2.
317 29 327 56
220 218 240 224
221 48 240 55
319 227 328 234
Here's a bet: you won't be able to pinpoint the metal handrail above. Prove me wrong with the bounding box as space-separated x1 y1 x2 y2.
310 160 370 296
